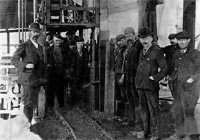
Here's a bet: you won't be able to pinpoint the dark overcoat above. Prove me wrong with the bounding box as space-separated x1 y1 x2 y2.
11 39 46 86
162 44 180 75
126 39 143 79
135 45 168 91
170 46 200 135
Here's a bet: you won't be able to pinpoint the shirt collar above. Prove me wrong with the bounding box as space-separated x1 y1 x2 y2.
30 39 38 49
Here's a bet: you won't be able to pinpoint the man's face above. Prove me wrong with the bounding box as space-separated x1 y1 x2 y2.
53 36 63 47
30 30 40 41
177 39 190 49
76 41 84 50
125 34 136 42
139 36 153 48
170 38 177 45
117 38 126 48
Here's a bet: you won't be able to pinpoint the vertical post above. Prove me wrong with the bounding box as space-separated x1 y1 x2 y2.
104 40 115 114
22 0 24 42
25 0 27 41
18 0 21 43
83 0 87 23
46 0 50 24
33 0 38 22
79 29 83 38
195 0 200 49
95 0 100 26
138 0 148 30
89 27 96 111
6 29 10 54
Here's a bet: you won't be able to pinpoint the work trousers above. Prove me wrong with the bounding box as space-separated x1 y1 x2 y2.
23 85 40 123
172 81 198 137
46 75 64 108
137 89 160 137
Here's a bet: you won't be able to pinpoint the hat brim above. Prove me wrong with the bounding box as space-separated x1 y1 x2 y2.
138 34 152 38
28 28 40 32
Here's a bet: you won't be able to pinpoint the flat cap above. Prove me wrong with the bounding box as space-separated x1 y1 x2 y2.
75 36 84 42
168 33 176 39
124 27 135 36
138 27 153 38
116 34 125 42
176 31 190 40
53 34 63 40
28 23 40 32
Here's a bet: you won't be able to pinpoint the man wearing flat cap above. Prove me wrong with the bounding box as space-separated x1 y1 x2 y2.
135 27 168 140
70 36 89 105
11 22 46 126
169 31 200 139
161 33 180 94
46 34 65 113
123 27 143 130
114 34 128 117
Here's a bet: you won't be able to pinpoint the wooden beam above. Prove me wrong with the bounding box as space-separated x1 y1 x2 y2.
95 0 100 25
6 28 10 54
46 0 50 24
89 27 96 111
104 41 115 114
51 5 96 11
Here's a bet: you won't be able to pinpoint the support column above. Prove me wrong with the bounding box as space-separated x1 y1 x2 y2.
194 0 200 134
33 0 38 22
6 29 10 54
195 0 200 50
89 28 96 111
104 40 115 114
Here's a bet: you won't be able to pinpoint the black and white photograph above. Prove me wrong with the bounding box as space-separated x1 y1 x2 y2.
0 0 200 140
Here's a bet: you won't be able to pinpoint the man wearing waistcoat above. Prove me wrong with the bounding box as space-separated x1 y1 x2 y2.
135 27 167 140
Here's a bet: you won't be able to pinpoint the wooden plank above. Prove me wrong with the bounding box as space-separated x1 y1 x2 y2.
104 41 115 114
47 23 99 27
95 0 100 25
51 5 96 11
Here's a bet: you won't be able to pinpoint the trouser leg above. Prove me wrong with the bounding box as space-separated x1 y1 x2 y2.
125 84 135 122
46 81 55 108
138 89 151 136
23 85 40 123
182 91 198 136
56 82 65 107
145 90 160 137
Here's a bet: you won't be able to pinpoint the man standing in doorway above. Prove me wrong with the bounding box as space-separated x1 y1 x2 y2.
124 27 143 129
135 27 167 140
11 23 46 126
170 31 200 139
46 34 65 112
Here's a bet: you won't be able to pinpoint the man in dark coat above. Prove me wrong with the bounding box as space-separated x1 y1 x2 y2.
70 37 89 105
163 33 180 75
46 34 65 111
114 34 128 117
161 34 180 91
11 23 46 125
135 27 168 140
124 27 143 129
170 31 200 139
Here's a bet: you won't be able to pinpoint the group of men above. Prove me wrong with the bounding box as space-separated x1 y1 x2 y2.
114 27 200 140
11 23 90 128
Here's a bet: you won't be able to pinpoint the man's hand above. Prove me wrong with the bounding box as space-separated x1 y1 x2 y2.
26 63 34 69
149 76 154 81
187 78 194 83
